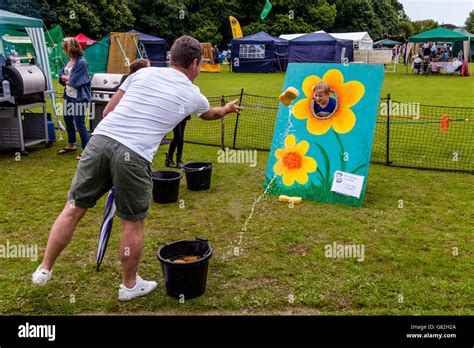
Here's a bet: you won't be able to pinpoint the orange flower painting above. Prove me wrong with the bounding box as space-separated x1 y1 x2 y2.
273 135 317 186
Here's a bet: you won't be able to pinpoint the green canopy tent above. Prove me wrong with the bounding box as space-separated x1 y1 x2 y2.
0 9 43 28
409 27 469 42
0 24 68 77
408 27 469 61
453 28 474 61
84 35 110 75
1 29 34 58
0 10 64 136
45 24 68 77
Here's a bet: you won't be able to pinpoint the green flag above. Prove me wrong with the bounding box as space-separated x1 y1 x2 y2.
260 0 272 20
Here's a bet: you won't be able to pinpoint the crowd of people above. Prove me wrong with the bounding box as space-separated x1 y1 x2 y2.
412 42 464 75
417 42 463 60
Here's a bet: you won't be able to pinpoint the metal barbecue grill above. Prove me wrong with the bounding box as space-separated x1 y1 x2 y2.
0 59 50 155
90 73 127 131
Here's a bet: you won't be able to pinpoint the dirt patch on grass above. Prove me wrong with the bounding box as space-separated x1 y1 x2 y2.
323 290 354 310
286 243 312 256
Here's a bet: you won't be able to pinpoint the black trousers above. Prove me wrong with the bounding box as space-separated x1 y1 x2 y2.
169 116 190 158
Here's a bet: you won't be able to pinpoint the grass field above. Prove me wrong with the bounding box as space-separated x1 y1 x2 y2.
0 64 472 315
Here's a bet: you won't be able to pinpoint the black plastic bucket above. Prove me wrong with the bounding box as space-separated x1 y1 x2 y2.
152 170 182 204
183 162 213 191
157 238 213 299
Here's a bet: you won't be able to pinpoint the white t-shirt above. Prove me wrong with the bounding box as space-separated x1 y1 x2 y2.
64 66 77 98
93 67 210 162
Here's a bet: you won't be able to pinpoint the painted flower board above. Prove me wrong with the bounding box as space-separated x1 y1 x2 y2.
265 63 384 207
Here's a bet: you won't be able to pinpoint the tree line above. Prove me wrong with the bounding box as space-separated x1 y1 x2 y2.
2 0 472 47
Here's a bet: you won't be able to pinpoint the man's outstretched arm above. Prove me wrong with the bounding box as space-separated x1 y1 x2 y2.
200 99 242 120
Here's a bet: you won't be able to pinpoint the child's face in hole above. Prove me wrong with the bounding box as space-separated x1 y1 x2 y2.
313 89 329 106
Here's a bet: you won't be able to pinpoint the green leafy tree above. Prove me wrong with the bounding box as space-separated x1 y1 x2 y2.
191 24 222 44
186 0 236 46
411 19 439 35
89 0 134 36
53 0 102 37
0 0 58 27
464 10 474 32
242 21 271 36
398 20 414 41
372 0 400 39
232 0 269 25
128 0 188 45
0 0 42 18
263 0 335 32
1 0 133 37
305 1 337 31
130 0 236 47
330 0 383 39
241 1 336 37
269 14 313 36
392 0 409 21
37 1 59 29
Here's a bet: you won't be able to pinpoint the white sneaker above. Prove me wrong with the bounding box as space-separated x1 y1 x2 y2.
32 266 52 286
118 274 157 301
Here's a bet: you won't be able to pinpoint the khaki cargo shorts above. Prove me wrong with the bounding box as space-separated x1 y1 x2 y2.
67 135 153 221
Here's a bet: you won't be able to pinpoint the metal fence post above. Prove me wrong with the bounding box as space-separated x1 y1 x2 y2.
233 88 244 149
220 95 225 150
386 93 391 166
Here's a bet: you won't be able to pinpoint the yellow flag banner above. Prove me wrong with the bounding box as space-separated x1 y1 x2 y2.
229 16 243 39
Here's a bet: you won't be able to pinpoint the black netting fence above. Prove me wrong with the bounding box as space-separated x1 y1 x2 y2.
372 96 473 172
175 93 278 151
169 92 473 173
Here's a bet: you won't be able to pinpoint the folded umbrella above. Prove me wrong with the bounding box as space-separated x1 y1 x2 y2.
97 188 115 271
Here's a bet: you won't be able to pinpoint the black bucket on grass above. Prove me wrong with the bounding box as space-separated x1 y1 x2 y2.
183 162 212 191
157 238 213 299
152 170 182 204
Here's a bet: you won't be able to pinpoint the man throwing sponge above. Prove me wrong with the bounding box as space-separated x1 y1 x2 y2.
32 36 242 301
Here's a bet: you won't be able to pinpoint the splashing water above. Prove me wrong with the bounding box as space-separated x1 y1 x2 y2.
283 104 296 138
237 175 276 245
230 104 297 254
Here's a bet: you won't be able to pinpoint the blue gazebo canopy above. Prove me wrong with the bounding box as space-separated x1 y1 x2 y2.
231 32 288 73
128 29 167 67
128 29 166 44
288 32 354 63
373 39 401 48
